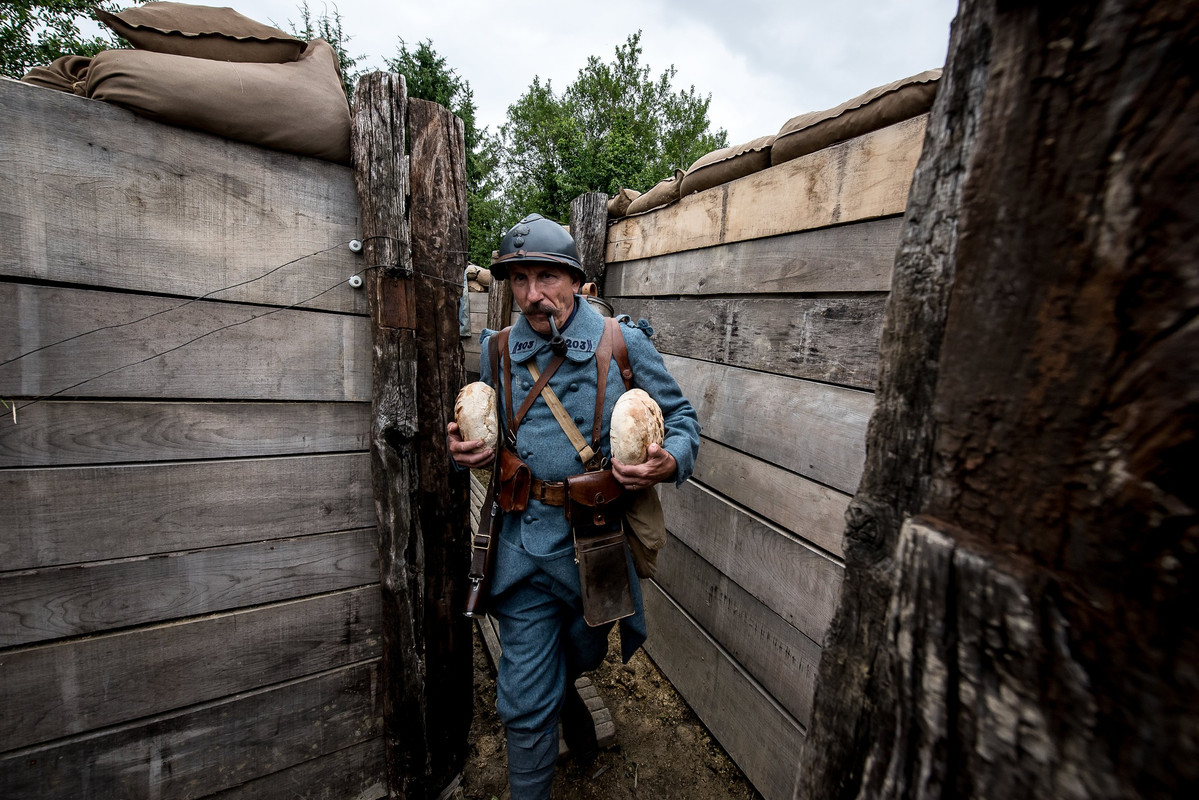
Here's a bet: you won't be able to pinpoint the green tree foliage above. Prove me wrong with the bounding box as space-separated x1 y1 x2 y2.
288 1 363 101
500 31 728 222
1 0 129 79
387 38 505 267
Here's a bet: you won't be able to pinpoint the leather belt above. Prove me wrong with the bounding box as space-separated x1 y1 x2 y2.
529 478 565 506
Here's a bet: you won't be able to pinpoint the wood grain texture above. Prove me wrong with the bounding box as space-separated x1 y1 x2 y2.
0 283 371 402
614 294 886 390
606 116 925 263
665 354 872 494
0 661 383 799
0 78 363 313
690 437 848 558
405 96 475 797
654 533 822 726
660 480 843 645
487 278 513 331
202 740 386 800
1 453 374 570
0 587 381 750
570 191 609 284
642 582 804 800
605 216 902 296
0 400 368 467
0 529 377 647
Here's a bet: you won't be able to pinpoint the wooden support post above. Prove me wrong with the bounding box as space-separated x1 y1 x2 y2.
798 1 1199 797
570 191 609 288
486 276 513 331
407 96 473 796
352 73 471 800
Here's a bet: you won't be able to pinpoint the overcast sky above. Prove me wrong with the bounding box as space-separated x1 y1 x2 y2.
219 1 958 145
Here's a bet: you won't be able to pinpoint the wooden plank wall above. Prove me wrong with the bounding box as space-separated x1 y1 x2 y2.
0 78 385 799
604 114 927 800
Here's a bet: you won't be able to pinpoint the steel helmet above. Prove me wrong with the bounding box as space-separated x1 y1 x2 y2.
490 213 583 282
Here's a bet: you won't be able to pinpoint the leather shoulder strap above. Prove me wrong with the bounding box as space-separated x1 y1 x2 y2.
515 354 566 425
488 328 513 437
608 317 634 390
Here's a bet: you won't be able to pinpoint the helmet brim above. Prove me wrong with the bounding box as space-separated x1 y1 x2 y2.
489 250 584 282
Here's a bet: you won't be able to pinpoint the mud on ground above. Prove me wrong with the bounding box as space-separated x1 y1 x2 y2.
460 626 764 800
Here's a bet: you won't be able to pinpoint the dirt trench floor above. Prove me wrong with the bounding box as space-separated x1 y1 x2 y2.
459 625 764 800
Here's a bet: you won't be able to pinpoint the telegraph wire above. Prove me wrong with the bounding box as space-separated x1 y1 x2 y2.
5 249 476 419
0 242 347 370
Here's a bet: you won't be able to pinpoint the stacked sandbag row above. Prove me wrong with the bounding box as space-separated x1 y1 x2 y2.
465 264 493 292
19 2 351 163
607 68 942 219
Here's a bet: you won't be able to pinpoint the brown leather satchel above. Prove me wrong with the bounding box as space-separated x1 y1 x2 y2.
563 469 633 626
575 528 636 626
563 468 626 529
496 447 531 512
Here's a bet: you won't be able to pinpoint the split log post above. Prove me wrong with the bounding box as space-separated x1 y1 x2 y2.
351 73 472 799
569 191 609 287
797 1 1199 799
486 266 513 331
406 96 473 794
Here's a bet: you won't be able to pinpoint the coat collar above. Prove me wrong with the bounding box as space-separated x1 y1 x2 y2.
508 297 606 364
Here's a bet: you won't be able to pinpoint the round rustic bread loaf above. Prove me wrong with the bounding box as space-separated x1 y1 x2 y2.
610 389 665 465
454 382 498 450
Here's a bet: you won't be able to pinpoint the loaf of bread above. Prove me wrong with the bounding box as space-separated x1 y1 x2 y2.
610 389 665 465
454 382 498 450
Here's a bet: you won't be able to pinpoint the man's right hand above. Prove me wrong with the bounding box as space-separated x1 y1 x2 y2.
447 422 495 469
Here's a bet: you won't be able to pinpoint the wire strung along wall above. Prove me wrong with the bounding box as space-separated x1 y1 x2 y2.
0 75 385 798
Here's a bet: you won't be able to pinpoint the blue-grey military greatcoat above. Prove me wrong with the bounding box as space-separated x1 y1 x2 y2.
478 296 700 795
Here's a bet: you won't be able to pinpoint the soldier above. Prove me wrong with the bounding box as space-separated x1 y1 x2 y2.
448 213 700 799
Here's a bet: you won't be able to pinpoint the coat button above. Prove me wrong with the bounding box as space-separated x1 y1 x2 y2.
574 415 585 425
523 513 536 524
521 380 532 390
569 382 579 392
522 449 533 458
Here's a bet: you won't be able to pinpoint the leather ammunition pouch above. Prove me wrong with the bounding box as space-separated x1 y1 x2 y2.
496 447 531 512
564 469 626 530
566 468 634 626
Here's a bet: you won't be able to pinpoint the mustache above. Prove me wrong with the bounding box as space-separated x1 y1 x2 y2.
526 301 558 316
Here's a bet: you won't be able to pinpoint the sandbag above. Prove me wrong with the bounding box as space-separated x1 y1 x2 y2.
97 2 305 63
680 134 775 196
625 170 684 215
85 39 351 164
607 187 642 218
20 55 91 94
771 68 941 166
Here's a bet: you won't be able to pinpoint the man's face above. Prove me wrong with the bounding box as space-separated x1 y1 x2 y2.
507 263 581 335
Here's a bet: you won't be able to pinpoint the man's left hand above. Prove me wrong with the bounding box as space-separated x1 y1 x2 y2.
612 443 677 491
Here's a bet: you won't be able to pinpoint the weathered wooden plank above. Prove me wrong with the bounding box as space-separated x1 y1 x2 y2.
654 533 822 726
0 586 381 751
0 283 371 402
469 291 489 315
0 529 377 647
691 437 848 558
642 582 804 800
605 216 903 296
614 294 886 389
0 78 363 313
0 400 368 468
1 453 374 570
661 480 843 645
570 191 609 284
607 116 926 262
665 354 872 494
202 739 386 800
0 661 383 799
404 95 474 797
